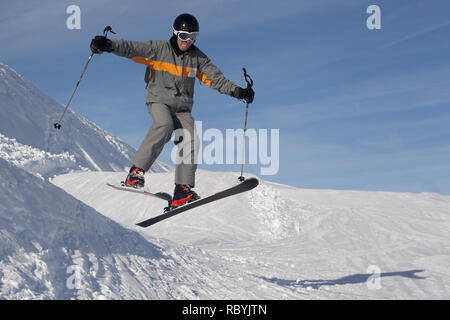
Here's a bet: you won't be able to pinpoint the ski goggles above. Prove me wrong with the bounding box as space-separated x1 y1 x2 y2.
173 28 199 42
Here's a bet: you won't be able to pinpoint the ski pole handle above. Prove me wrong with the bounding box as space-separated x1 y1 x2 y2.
243 68 253 89
103 25 116 37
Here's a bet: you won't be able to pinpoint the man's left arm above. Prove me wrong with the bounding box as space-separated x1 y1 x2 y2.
197 55 254 104
197 57 237 96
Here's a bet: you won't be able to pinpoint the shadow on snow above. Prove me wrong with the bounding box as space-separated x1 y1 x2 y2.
259 269 426 290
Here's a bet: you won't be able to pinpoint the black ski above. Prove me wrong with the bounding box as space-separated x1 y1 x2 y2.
136 178 259 228
106 183 172 207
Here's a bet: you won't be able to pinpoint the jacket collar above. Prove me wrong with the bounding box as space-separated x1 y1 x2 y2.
170 35 195 56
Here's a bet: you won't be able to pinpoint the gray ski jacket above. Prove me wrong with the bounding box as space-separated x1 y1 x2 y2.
111 37 238 112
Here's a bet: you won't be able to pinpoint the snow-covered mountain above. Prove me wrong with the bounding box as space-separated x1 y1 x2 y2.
0 62 169 176
1 62 450 300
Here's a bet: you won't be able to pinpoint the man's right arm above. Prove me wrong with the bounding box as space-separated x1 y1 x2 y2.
110 39 155 59
90 36 155 59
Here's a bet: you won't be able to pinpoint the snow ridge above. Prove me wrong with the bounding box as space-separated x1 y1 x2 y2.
249 182 298 241
0 133 87 179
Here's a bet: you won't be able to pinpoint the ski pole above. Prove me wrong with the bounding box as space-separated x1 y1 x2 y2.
54 53 94 130
54 26 116 130
238 68 254 182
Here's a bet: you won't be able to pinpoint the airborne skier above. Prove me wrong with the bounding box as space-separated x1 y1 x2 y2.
90 13 254 208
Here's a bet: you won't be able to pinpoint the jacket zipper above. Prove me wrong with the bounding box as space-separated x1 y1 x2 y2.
181 54 185 79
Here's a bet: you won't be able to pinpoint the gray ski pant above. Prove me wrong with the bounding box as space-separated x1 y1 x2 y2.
133 103 199 187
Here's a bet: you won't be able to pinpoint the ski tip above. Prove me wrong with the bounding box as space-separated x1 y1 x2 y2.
244 177 259 188
136 219 157 228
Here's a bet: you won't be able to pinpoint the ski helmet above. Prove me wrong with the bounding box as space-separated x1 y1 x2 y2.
173 13 199 33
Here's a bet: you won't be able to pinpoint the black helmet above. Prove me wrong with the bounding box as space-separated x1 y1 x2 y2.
173 13 199 33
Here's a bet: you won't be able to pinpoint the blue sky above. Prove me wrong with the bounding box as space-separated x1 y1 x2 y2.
2 0 450 194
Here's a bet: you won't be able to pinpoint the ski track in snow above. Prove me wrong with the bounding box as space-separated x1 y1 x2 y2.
76 143 102 172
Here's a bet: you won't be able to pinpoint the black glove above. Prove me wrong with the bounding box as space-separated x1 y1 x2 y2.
90 36 113 54
233 86 255 104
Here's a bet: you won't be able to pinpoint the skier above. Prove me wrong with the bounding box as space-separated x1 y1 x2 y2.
90 13 254 208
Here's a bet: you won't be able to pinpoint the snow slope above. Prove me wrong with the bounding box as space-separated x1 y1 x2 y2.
52 170 450 299
0 159 280 299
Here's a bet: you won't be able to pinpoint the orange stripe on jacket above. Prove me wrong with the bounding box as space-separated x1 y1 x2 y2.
195 70 211 87
130 57 212 87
